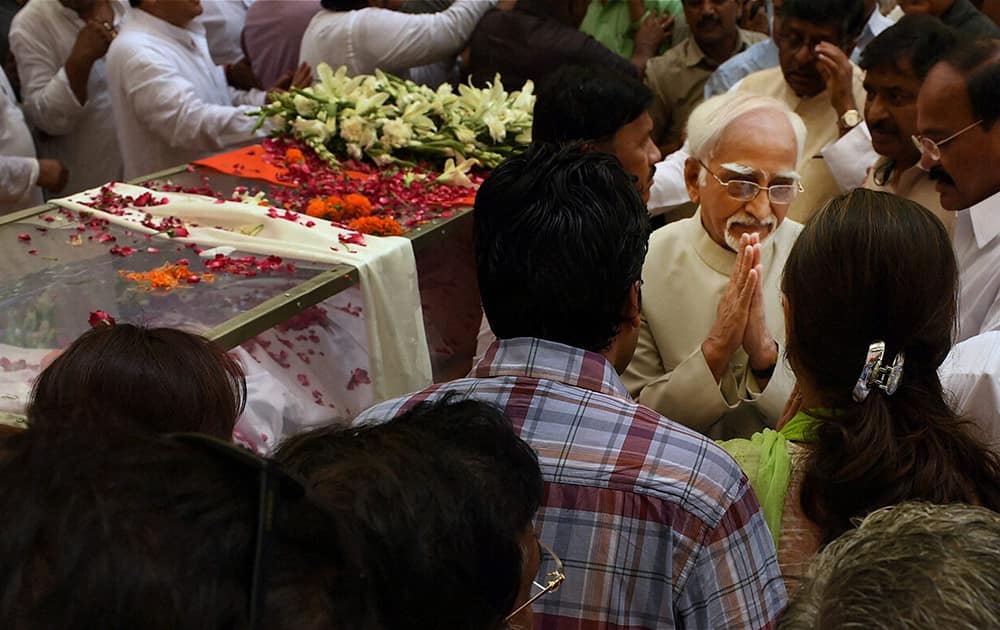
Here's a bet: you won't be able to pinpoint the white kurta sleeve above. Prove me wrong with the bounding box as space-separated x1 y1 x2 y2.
820 122 879 191
228 86 268 107
8 28 87 136
0 155 39 205
123 53 262 153
940 331 1000 447
624 315 741 432
648 143 692 216
351 0 498 73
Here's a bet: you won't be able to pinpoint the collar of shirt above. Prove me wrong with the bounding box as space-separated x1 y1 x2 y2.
682 28 759 69
690 207 782 275
124 6 207 49
472 337 631 400
965 188 1000 249
856 6 895 50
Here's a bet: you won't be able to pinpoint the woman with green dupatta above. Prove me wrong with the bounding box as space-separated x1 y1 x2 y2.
719 189 1000 590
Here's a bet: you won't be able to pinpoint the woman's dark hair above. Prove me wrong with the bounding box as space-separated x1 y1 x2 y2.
28 324 246 440
474 142 650 352
782 189 1000 544
275 396 544 630
0 428 358 630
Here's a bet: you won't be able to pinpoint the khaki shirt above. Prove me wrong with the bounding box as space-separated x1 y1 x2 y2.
645 28 766 149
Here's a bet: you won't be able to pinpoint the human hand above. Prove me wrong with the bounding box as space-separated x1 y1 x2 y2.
741 233 778 374
702 233 758 382
634 11 674 56
37 159 68 193
814 41 857 116
70 18 115 64
225 58 261 90
776 382 802 431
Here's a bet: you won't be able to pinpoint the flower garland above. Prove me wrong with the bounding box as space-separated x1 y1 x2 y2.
254 63 534 169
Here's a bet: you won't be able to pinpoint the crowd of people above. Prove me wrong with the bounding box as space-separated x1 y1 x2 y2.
2 0 1000 627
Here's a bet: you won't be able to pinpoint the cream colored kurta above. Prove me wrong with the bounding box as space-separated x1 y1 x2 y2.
863 158 955 234
623 212 801 439
738 66 866 223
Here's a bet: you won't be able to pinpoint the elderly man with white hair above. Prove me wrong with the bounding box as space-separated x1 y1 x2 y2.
623 91 805 439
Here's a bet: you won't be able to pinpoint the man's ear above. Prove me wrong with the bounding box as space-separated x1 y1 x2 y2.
683 157 703 206
625 280 642 329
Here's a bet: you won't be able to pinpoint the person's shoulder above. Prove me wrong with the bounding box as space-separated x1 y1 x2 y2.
615 401 754 524
649 215 698 252
738 27 769 46
645 39 689 78
740 64 783 88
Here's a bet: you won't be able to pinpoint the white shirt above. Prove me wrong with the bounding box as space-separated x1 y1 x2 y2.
299 0 497 79
0 69 42 212
198 0 255 66
106 9 267 180
648 141 691 216
8 0 125 196
850 6 898 63
953 190 1000 341
940 330 1000 448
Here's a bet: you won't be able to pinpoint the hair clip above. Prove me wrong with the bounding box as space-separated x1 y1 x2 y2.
852 341 905 403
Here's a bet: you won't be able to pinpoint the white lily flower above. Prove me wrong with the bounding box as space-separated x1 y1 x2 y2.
436 156 480 187
293 94 318 117
380 119 413 148
292 117 329 142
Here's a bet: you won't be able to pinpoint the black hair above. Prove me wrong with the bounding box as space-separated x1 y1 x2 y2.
532 64 653 145
940 36 1000 130
779 0 867 46
129 0 140 6
859 15 960 79
473 143 649 353
28 324 246 440
782 189 1000 544
275 396 543 630
0 428 358 629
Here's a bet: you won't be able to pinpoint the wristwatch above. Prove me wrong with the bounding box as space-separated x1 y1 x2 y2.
838 109 863 133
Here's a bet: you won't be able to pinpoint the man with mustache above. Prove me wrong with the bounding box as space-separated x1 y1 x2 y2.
917 37 1000 342
735 0 869 222
624 91 804 438
644 0 766 153
859 15 958 233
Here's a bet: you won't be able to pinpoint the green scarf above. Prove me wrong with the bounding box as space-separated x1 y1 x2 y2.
719 411 822 548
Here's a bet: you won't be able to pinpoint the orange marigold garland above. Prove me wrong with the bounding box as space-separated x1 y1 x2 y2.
118 262 215 291
348 216 403 237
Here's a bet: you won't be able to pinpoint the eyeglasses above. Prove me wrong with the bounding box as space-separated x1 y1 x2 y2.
504 539 566 622
911 120 982 162
698 160 803 205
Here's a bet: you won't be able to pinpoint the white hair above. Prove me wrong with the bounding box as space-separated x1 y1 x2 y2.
686 92 807 169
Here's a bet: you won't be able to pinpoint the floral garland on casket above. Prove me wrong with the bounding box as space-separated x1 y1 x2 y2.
253 63 534 173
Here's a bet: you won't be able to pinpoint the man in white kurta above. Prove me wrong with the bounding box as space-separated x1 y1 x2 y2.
9 0 125 195
623 92 803 439
106 0 268 179
916 44 1000 342
299 0 497 80
0 68 66 213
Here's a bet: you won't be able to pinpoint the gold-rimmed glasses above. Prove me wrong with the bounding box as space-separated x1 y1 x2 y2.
698 160 803 205
505 539 566 622
911 119 983 162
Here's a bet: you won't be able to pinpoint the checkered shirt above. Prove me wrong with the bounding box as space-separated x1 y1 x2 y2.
355 338 787 629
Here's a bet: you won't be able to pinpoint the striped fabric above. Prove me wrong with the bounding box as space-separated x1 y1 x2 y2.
355 338 787 629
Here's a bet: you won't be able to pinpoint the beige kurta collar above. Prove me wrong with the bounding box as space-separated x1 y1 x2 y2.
690 208 780 276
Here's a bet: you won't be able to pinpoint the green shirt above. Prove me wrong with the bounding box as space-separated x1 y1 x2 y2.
578 0 682 58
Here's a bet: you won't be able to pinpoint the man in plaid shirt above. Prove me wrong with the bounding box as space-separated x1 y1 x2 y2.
356 144 787 629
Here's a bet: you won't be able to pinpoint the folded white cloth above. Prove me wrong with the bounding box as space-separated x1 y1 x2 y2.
51 183 433 403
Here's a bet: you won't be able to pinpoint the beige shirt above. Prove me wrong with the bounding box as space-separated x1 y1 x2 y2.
738 66 867 223
645 28 766 149
623 211 801 440
863 158 955 235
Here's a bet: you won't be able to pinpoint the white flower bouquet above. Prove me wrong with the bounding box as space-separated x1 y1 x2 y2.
254 63 534 171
